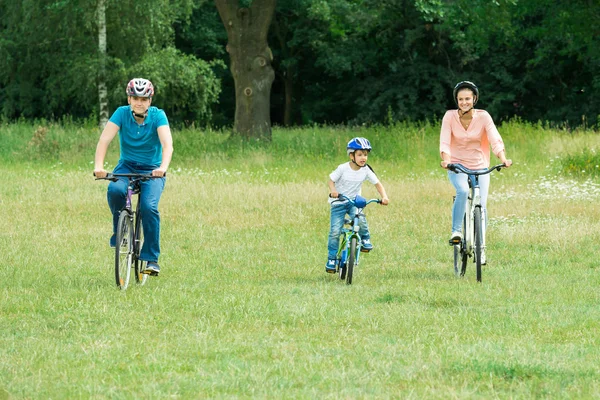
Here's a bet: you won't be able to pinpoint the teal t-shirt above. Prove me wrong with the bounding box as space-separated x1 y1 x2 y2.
109 105 169 167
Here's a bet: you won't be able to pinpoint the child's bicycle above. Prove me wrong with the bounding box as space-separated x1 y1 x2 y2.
331 193 381 285
447 163 506 282
96 173 161 289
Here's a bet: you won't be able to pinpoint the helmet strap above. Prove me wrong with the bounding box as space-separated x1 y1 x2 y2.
132 110 148 119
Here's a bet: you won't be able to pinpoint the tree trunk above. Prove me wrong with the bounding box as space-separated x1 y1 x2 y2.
215 0 276 140
97 0 108 129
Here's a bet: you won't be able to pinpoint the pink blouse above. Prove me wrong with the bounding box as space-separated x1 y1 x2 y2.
439 109 505 169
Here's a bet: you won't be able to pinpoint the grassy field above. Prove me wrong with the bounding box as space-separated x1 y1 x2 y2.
1 121 600 398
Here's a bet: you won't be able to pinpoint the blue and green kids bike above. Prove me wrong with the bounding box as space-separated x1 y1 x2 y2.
331 194 381 285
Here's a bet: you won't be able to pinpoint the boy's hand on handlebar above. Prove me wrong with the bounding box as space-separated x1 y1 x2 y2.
329 191 339 199
380 197 389 206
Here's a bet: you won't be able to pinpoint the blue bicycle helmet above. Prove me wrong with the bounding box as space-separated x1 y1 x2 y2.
347 137 372 156
453 81 479 106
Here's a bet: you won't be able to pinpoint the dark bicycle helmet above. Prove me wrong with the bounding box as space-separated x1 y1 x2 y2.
126 78 154 98
346 137 372 156
453 81 479 106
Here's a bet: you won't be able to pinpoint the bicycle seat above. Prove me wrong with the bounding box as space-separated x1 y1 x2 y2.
130 180 142 194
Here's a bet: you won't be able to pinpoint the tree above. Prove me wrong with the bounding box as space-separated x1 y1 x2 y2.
215 0 277 140
98 0 108 128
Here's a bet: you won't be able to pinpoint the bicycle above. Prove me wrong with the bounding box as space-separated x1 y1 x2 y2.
447 163 506 282
331 194 381 285
96 173 161 289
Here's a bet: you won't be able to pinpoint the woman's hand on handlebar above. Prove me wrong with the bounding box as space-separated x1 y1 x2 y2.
94 169 108 178
152 168 167 177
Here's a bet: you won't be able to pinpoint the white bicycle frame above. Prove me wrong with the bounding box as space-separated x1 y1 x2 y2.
462 180 486 258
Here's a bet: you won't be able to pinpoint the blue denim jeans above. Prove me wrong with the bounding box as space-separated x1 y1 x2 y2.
327 202 370 260
448 171 489 233
107 161 166 262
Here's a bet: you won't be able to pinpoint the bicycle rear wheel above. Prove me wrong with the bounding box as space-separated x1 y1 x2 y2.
133 213 148 285
474 206 483 282
115 210 133 289
454 214 468 277
453 244 468 277
338 234 347 280
346 237 358 285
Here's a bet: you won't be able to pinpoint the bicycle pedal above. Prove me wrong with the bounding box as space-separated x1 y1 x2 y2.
143 270 159 276
360 248 371 253
449 239 461 245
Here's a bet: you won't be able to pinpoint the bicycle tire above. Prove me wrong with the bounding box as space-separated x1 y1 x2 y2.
133 212 148 285
474 206 483 282
458 213 468 277
460 242 468 277
115 210 133 289
338 234 347 280
346 237 358 285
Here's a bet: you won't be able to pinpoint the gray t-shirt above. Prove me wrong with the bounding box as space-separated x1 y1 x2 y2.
329 162 379 204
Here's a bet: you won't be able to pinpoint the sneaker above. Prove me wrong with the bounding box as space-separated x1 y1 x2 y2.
144 262 160 276
361 238 373 252
109 234 116 248
325 259 337 274
449 231 462 245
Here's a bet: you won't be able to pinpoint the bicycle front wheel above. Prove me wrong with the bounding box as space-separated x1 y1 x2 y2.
346 237 358 285
133 213 148 285
115 210 133 289
474 206 483 282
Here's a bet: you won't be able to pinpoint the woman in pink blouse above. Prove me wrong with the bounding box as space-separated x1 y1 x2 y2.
439 81 513 253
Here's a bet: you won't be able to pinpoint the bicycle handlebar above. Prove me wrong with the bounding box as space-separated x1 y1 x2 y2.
330 193 382 207
94 172 166 182
447 163 506 176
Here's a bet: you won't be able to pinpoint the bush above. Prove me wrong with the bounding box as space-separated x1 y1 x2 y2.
560 148 600 178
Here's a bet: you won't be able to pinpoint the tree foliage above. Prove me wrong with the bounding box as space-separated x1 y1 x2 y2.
1 0 599 128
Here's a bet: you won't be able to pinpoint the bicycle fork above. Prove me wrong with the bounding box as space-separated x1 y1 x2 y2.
337 232 361 267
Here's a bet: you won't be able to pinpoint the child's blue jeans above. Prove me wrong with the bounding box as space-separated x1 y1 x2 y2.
107 161 166 263
327 202 370 260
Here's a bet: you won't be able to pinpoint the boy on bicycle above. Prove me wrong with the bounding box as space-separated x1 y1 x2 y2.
93 78 173 276
326 137 389 273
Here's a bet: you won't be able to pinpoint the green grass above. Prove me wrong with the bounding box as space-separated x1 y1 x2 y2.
1 121 600 398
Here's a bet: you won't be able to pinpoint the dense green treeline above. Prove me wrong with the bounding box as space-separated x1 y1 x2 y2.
1 0 599 128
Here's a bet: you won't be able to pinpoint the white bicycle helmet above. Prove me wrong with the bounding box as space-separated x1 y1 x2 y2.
126 78 154 98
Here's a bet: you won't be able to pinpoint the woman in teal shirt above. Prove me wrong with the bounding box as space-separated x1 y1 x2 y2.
94 78 174 276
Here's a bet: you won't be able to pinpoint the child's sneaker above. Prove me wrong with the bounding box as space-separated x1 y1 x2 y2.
361 239 373 252
325 259 337 274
